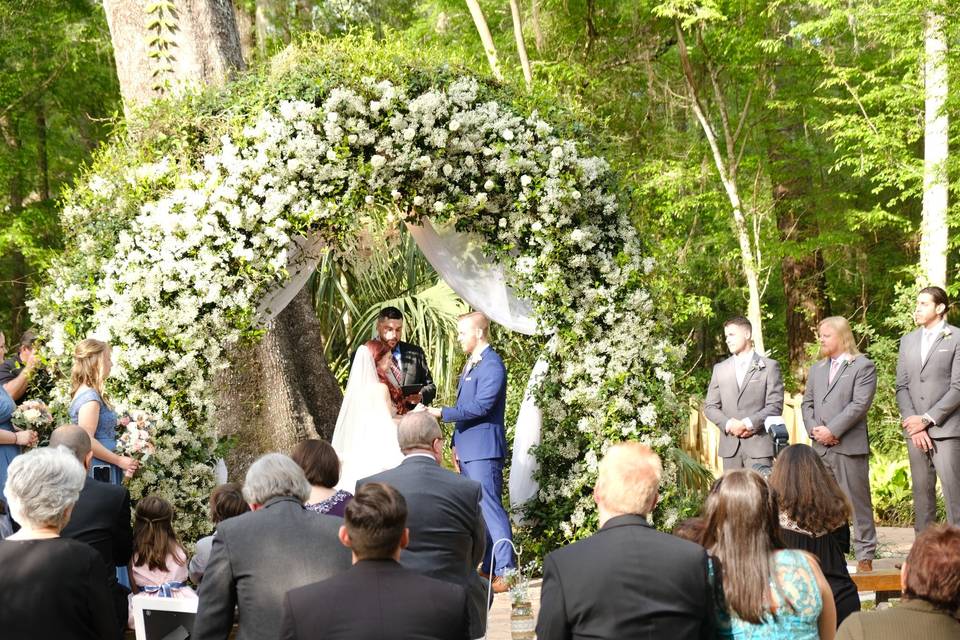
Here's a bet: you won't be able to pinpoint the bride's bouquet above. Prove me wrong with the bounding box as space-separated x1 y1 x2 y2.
116 410 157 463
11 399 54 446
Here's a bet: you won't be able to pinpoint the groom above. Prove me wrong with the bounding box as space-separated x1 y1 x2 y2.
430 312 514 591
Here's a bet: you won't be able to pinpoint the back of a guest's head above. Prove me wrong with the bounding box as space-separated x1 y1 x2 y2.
769 444 851 534
48 424 92 465
4 447 86 531
344 482 407 560
209 483 249 525
672 517 705 545
702 469 783 624
595 442 662 517
291 440 341 489
903 524 960 612
397 412 442 451
243 453 310 505
134 494 183 571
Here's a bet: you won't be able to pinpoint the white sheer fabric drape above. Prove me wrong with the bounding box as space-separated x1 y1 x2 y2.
407 220 545 512
255 232 326 324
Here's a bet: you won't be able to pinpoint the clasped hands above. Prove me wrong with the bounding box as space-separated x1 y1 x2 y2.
903 415 934 452
811 425 840 447
724 419 755 439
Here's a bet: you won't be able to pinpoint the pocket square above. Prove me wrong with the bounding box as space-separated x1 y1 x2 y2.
465 377 473 381
938 348 949 352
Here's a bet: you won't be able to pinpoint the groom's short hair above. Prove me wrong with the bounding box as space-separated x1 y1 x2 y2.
378 306 404 322
344 483 407 559
398 412 442 451
458 311 490 337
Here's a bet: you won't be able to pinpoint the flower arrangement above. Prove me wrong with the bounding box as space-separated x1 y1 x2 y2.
27 37 687 543
116 410 157 463
11 400 54 445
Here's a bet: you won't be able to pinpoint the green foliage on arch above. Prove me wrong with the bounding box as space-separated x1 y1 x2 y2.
30 35 691 546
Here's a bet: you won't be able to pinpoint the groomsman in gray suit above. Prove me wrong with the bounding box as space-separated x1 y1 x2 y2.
802 316 878 572
896 286 960 531
704 316 785 471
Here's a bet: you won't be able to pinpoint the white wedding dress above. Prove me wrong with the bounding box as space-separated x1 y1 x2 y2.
331 346 403 492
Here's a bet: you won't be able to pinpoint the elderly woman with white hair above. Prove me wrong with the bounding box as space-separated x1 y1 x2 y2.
0 447 116 640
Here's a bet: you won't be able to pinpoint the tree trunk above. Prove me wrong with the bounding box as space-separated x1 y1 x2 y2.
101 0 344 480
214 288 343 479
510 0 533 89
529 0 544 53
101 0 246 111
35 100 49 201
465 0 504 82
920 9 948 288
233 1 256 63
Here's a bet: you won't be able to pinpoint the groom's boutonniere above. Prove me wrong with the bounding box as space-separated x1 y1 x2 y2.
749 359 766 374
942 328 952 340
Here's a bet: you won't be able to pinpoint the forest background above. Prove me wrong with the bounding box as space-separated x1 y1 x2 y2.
2 0 959 533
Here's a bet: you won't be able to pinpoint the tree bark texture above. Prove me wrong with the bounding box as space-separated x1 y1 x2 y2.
510 0 533 89
465 0 504 82
920 9 948 288
214 287 343 480
101 0 246 110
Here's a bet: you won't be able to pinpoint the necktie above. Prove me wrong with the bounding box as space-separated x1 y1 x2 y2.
828 359 841 384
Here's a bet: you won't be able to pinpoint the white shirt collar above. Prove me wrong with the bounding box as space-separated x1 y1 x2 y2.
734 350 755 366
831 353 851 364
925 320 946 337
404 452 436 461
470 344 491 364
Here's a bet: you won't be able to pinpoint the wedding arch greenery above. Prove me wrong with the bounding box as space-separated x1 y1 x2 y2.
30 35 694 546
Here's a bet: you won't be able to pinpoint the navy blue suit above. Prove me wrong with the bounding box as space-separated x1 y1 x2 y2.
441 346 514 575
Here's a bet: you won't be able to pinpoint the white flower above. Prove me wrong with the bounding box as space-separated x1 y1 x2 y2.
498 218 507 228
370 154 386 169
501 129 515 141
520 175 532 187
413 195 424 206
484 180 495 191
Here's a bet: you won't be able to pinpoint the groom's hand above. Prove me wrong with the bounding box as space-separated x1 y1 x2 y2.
428 406 443 419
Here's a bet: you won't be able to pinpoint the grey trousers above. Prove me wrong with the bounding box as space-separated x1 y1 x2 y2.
906 435 960 531
823 449 878 560
722 451 774 474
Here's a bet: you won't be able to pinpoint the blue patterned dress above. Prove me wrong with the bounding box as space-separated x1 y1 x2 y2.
0 386 19 492
714 549 823 640
69 388 121 485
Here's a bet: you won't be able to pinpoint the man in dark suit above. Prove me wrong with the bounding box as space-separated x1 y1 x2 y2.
536 442 714 640
279 482 470 640
50 424 132 640
193 454 351 640
359 412 487 638
802 316 878 572
0 330 38 401
704 315 785 471
896 286 960 530
376 306 436 407
430 311 514 589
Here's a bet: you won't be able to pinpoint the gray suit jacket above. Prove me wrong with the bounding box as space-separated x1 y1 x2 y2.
802 355 877 456
703 352 784 458
359 456 488 639
192 496 352 640
896 323 960 438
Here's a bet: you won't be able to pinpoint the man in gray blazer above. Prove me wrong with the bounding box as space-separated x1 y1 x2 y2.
802 316 878 572
896 286 960 531
358 412 488 639
704 316 785 471
193 454 352 640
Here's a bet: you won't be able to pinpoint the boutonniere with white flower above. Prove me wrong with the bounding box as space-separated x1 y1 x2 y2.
941 328 952 340
749 359 766 373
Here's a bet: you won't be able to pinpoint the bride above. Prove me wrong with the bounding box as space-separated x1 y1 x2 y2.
331 339 405 491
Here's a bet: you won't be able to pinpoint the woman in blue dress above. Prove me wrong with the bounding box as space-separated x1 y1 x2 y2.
68 339 138 485
0 384 37 492
702 469 837 640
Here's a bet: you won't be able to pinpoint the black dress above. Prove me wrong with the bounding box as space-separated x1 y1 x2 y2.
0 537 117 640
779 521 861 626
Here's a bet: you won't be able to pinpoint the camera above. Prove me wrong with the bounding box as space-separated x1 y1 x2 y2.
764 416 790 458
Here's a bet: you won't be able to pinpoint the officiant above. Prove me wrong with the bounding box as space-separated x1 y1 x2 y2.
374 306 436 409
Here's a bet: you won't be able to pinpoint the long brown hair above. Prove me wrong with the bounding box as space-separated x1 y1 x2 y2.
133 495 185 571
365 339 405 414
701 470 785 624
71 338 112 407
769 444 851 534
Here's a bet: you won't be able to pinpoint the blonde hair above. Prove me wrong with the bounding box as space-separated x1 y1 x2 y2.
818 316 861 358
596 442 663 516
458 311 490 337
71 338 112 406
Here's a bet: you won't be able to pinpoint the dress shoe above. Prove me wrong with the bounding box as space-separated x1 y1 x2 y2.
857 559 873 573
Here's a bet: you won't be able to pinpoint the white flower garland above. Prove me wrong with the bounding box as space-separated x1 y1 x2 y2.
31 75 685 540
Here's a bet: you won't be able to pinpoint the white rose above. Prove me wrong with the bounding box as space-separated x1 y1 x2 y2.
370 155 386 169
413 195 424 206
449 120 461 131
484 180 495 191
501 129 514 141
520 175 532 187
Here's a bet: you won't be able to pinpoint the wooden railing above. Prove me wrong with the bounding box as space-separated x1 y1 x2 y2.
684 393 812 476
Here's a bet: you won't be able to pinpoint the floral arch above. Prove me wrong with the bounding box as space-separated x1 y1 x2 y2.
30 37 688 546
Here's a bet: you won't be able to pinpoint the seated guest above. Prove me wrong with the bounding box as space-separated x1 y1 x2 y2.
0 447 116 639
189 482 249 584
769 444 860 626
673 516 706 544
280 482 470 640
836 524 960 640
703 469 836 639
358 412 487 638
536 442 714 640
192 453 351 640
291 439 353 516
53 424 133 639
0 330 38 401
128 495 197 627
